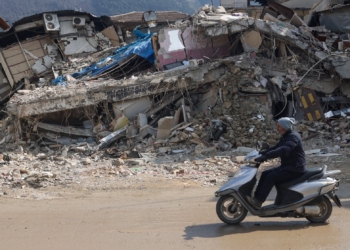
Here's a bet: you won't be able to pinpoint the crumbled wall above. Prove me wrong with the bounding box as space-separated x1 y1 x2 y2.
205 59 278 147
178 57 279 147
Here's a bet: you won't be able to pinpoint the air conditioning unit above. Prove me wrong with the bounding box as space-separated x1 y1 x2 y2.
43 13 60 32
72 17 86 27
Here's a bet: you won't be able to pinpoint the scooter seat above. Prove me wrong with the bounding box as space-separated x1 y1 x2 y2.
277 167 323 189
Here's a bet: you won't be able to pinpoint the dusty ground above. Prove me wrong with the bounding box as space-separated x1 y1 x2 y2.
0 135 349 200
0 181 349 250
0 136 350 249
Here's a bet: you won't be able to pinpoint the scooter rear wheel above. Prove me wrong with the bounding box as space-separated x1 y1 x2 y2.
306 196 332 223
216 195 248 224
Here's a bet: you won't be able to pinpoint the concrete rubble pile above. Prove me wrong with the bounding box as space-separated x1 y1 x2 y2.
1 2 350 195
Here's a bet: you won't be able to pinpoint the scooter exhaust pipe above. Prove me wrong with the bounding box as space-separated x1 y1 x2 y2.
295 206 321 216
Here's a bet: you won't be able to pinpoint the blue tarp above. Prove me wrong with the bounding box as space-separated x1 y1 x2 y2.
52 28 155 86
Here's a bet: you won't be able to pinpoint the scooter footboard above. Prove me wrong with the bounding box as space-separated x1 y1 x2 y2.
215 189 235 197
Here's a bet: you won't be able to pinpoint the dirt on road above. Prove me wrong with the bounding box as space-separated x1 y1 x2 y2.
0 181 349 250
1 134 349 200
1 133 350 249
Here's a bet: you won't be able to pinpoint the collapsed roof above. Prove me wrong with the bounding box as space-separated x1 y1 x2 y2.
2 3 350 150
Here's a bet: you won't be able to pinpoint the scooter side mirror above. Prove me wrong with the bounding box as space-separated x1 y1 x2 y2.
261 142 270 150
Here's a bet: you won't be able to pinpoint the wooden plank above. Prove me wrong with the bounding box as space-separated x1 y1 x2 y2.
2 45 22 58
152 36 161 70
13 72 28 82
10 61 32 82
22 40 42 51
14 20 44 32
10 61 31 74
2 38 45 58
0 50 15 87
38 123 94 137
101 26 120 47
6 53 26 66
6 49 45 67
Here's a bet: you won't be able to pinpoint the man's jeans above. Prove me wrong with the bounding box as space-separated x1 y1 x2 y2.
254 166 304 202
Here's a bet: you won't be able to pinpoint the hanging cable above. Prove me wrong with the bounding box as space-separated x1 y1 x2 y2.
273 86 288 118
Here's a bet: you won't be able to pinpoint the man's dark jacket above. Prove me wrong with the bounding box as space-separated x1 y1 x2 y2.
264 130 306 172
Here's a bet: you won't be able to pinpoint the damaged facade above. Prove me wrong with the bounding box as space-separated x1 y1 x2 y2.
2 1 350 155
0 10 117 103
110 11 190 44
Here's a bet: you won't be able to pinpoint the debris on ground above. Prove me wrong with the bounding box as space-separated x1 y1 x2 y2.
1 3 350 198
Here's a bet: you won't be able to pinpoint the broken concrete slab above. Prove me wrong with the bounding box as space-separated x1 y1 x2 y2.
263 13 296 30
7 63 226 118
83 120 93 129
204 17 255 36
43 135 80 146
110 114 129 131
137 113 148 127
32 56 53 74
158 147 171 153
173 107 182 127
237 146 255 153
305 149 322 155
38 123 94 137
302 77 339 94
197 87 218 113
146 93 182 118
17 90 32 95
157 116 173 140
254 19 309 50
126 125 139 139
112 97 151 120
240 30 262 52
331 56 350 79
138 125 157 139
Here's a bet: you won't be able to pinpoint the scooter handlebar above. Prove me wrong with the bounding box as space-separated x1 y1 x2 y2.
247 161 261 168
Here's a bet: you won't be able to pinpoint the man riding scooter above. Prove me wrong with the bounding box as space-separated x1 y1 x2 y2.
246 117 306 209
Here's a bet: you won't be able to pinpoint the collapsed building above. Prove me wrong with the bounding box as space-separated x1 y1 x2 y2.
1 1 350 154
0 11 120 102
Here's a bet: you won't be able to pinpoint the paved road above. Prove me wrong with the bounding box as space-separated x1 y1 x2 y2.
0 183 349 250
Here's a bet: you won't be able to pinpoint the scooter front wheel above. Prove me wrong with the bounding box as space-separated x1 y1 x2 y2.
216 195 248 224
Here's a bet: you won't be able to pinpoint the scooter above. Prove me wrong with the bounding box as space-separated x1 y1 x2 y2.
215 145 342 224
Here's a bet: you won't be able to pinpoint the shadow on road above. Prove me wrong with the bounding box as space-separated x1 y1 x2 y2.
339 199 350 210
183 221 328 240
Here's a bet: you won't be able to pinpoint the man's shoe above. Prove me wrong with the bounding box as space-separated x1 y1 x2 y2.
246 196 262 209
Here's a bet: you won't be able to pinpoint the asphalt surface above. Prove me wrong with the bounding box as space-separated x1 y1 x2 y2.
0 183 349 250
